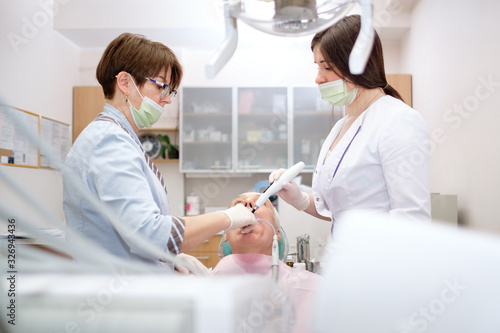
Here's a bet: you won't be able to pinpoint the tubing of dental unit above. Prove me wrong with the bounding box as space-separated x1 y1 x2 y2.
252 161 305 214
256 218 279 282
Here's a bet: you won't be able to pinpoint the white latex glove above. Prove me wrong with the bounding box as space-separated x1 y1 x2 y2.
222 203 257 233
269 169 310 211
174 253 211 276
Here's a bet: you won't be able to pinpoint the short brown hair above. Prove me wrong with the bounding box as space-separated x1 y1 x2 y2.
311 15 403 102
96 33 183 99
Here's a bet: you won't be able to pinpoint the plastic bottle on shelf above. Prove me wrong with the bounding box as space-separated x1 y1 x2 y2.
186 193 200 216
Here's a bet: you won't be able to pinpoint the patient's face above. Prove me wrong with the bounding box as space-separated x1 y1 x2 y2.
225 192 280 255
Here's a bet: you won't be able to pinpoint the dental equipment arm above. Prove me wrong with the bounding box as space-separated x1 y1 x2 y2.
205 2 238 79
348 0 375 74
252 161 305 213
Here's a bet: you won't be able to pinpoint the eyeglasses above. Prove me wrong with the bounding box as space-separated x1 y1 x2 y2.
145 77 177 98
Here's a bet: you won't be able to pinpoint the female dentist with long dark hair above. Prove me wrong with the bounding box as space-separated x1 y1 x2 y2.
270 15 431 227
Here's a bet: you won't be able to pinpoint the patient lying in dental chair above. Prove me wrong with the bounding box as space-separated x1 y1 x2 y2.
212 192 320 333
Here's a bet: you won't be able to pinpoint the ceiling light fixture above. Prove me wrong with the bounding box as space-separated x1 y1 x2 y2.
206 0 374 79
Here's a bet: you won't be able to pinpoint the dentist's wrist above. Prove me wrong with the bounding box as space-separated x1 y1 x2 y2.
292 192 310 211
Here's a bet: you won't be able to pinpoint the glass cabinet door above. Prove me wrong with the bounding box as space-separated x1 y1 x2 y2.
292 87 342 171
180 87 232 172
237 87 288 172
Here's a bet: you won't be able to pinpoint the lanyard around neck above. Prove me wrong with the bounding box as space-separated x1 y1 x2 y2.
95 114 168 195
331 124 362 180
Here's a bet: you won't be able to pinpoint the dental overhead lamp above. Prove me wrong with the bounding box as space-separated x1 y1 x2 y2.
206 0 374 78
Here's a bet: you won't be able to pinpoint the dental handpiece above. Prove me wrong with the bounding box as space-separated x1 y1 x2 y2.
251 161 305 213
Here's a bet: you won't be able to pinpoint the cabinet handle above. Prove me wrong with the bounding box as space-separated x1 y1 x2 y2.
195 256 210 260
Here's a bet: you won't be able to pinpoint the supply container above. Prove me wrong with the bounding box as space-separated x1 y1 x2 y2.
297 234 311 263
186 193 200 216
297 243 310 263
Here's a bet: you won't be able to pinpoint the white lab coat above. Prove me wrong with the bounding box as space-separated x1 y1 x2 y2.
312 95 431 224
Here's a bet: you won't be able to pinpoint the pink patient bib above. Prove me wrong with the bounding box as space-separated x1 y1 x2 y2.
212 253 321 333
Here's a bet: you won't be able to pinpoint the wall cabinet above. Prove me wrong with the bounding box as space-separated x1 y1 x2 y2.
180 86 336 173
73 86 106 142
292 87 340 170
237 87 289 171
180 75 411 173
180 88 232 170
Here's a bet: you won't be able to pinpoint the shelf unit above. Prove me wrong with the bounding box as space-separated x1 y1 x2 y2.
137 127 180 163
180 87 233 171
74 76 411 173
180 86 335 173
179 75 411 174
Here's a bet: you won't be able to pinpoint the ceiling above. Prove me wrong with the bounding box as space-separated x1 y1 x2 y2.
54 0 419 51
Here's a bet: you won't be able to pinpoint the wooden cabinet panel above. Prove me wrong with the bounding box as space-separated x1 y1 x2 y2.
187 235 222 252
73 86 105 142
387 74 412 107
184 251 220 269
185 234 222 269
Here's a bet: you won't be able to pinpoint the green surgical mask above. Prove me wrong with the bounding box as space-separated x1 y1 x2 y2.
127 74 163 129
319 79 358 106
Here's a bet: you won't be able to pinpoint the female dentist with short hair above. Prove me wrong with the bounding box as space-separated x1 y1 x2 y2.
270 15 431 227
64 33 256 269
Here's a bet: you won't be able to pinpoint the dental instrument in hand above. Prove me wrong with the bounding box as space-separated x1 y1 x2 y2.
252 161 305 214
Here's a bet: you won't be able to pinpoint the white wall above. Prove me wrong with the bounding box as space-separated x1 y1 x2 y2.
401 0 500 234
181 31 317 87
381 42 402 74
0 1 79 233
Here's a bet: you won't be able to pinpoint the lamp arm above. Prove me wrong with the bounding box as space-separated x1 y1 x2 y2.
349 0 375 74
205 1 239 79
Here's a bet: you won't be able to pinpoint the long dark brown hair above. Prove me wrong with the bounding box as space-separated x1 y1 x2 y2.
311 15 403 102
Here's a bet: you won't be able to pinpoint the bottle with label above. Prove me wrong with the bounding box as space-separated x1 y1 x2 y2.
186 193 200 216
